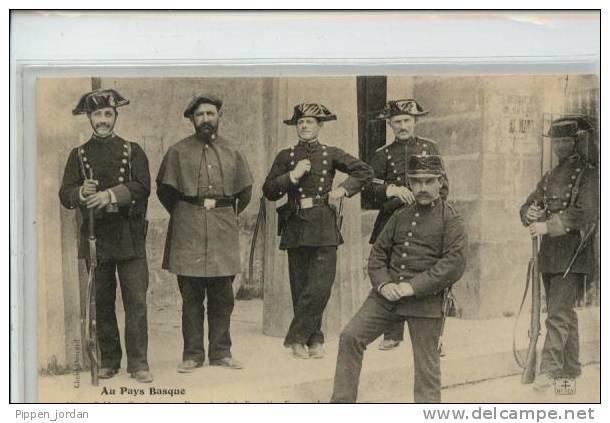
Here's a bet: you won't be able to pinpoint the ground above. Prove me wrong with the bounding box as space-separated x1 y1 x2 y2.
38 300 600 403
384 364 600 403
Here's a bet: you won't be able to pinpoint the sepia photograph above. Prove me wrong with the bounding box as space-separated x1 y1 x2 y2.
35 73 599 403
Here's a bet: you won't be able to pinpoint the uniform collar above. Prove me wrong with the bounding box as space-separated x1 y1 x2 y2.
394 135 416 145
91 132 116 142
298 138 319 146
558 153 582 166
297 138 320 151
414 196 440 211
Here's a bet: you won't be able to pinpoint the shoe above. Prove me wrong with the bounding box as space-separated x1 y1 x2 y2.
308 343 325 359
290 343 310 359
130 370 154 383
98 367 119 379
209 357 243 369
378 339 401 350
177 359 203 374
532 373 555 393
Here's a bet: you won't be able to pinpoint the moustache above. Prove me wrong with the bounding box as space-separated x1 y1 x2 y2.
95 123 110 129
197 122 216 132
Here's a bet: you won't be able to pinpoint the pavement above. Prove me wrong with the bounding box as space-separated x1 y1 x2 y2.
38 299 600 403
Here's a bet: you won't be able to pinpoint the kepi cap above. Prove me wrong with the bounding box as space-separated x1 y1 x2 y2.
406 155 444 179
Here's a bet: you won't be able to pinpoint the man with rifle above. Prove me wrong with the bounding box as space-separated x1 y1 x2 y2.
362 98 449 350
520 115 598 392
59 89 153 384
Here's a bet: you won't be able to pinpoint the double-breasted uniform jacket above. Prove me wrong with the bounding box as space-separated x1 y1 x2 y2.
59 134 151 263
263 140 373 250
368 200 467 318
156 134 253 277
363 136 449 243
520 154 598 275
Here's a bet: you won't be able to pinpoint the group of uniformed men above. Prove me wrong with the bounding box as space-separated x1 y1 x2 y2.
60 88 597 402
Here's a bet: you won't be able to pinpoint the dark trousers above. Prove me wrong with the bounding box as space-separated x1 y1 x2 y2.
332 294 443 403
285 246 337 347
94 256 149 373
177 275 235 363
540 272 582 378
383 322 405 342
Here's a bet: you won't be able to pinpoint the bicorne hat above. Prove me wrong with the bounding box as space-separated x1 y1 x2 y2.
544 115 594 139
377 98 428 120
72 89 129 115
283 103 337 125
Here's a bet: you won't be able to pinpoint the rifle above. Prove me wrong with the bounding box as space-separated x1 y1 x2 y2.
83 169 100 386
520 233 541 384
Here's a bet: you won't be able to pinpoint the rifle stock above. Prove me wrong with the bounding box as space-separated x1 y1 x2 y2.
86 208 100 386
521 236 541 384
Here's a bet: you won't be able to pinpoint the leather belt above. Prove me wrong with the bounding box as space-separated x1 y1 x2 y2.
299 196 328 209
182 196 234 209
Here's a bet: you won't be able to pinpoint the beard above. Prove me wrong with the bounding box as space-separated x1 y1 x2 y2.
196 121 218 140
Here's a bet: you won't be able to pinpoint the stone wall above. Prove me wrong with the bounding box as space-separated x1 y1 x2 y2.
37 75 599 369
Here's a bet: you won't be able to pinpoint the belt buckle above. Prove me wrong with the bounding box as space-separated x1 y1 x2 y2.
300 198 313 209
203 198 217 210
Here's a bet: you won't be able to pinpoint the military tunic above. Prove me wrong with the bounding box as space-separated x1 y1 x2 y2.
59 134 150 262
368 200 467 317
519 154 598 275
363 135 449 341
519 154 598 379
58 133 151 373
156 134 253 277
263 140 373 249
332 200 467 403
263 139 373 347
363 136 448 243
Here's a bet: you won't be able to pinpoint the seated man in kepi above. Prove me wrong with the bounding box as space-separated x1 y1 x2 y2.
331 155 467 403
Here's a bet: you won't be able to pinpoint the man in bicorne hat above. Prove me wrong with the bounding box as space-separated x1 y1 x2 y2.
362 99 449 350
263 103 373 359
332 155 466 403
520 115 598 392
59 89 153 383
157 94 253 373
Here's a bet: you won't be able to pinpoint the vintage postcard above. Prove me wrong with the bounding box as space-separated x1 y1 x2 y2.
36 74 599 403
